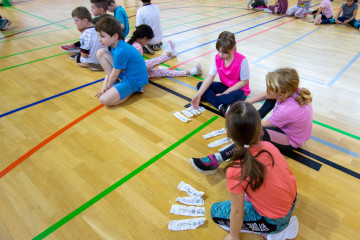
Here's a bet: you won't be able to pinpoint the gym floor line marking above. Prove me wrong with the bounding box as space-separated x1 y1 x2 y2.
0 52 68 72
171 18 296 69
0 104 104 179
0 79 104 119
0 26 77 43
0 18 72 40
32 116 218 240
10 6 68 28
0 39 78 59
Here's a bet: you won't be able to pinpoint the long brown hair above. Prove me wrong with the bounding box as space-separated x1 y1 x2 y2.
266 68 312 106
224 102 274 192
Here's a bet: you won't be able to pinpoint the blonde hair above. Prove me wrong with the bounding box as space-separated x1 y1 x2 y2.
266 68 312 106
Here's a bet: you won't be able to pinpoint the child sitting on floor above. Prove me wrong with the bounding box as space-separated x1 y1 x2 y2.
127 24 202 78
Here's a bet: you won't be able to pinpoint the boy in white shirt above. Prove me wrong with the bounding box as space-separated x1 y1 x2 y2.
71 6 106 70
135 0 163 54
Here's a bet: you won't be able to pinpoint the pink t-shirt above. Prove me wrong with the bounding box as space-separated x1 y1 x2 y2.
269 94 313 148
226 141 297 219
320 0 333 18
125 38 143 55
215 51 251 96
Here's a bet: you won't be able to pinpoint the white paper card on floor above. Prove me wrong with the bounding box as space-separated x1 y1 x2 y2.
203 128 226 139
187 107 201 115
176 196 204 206
168 217 206 231
218 142 234 152
208 137 231 148
170 204 205 217
181 109 194 118
173 112 191 122
177 181 204 198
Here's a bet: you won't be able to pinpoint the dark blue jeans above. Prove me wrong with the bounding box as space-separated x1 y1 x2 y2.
321 16 360 28
197 81 246 109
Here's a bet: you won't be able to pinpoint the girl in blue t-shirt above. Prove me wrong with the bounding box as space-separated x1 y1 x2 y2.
315 0 359 29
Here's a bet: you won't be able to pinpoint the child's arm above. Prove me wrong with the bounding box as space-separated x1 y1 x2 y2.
191 74 215 108
314 6 323 17
262 118 276 127
245 91 268 104
216 80 249 96
334 8 343 23
343 9 358 24
95 68 121 98
224 192 244 240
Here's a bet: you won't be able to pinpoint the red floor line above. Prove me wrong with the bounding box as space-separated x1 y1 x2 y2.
0 104 104 179
169 18 296 70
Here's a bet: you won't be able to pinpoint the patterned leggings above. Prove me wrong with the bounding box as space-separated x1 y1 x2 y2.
286 5 307 18
146 55 187 78
211 196 296 234
268 0 288 14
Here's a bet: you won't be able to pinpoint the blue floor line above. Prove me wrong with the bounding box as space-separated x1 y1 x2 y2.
310 136 359 158
252 27 321 64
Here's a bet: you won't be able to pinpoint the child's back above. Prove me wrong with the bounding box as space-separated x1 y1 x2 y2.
136 1 162 46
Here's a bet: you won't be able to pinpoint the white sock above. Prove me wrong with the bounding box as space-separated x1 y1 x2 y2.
214 153 224 163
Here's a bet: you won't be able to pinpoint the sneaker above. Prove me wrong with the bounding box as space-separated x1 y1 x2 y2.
1 19 11 30
143 44 155 55
61 44 80 52
314 14 322 25
267 216 299 240
190 63 202 75
70 54 77 60
151 42 162 51
264 8 273 13
166 40 177 58
189 155 219 174
219 104 231 117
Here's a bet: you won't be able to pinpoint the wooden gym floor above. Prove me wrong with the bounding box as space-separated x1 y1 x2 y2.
0 0 360 239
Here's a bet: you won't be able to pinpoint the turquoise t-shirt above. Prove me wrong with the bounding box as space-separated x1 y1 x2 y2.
111 40 148 89
115 6 130 38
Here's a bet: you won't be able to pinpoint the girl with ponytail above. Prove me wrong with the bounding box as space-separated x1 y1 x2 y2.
190 68 313 174
126 24 202 78
211 102 298 240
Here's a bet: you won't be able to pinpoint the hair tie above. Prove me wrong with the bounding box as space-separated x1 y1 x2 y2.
296 88 300 93
244 145 249 148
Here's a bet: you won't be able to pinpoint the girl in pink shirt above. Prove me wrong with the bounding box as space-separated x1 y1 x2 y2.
191 31 250 116
127 24 202 78
190 68 313 174
210 102 298 240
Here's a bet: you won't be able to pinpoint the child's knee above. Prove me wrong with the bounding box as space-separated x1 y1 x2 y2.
96 48 107 59
99 95 113 107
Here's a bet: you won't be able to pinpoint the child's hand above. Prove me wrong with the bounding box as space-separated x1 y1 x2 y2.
224 234 239 240
335 19 342 24
216 93 224 97
95 87 107 98
191 94 201 109
342 19 350 25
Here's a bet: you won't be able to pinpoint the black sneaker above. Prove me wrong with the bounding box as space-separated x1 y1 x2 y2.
189 155 219 174
70 54 77 60
219 104 231 117
143 45 155 55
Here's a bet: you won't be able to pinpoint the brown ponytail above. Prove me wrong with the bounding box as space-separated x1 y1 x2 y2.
224 102 274 192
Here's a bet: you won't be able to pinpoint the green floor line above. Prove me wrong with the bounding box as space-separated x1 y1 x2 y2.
0 52 67 72
11 6 68 29
0 27 77 43
32 116 218 240
0 40 78 59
